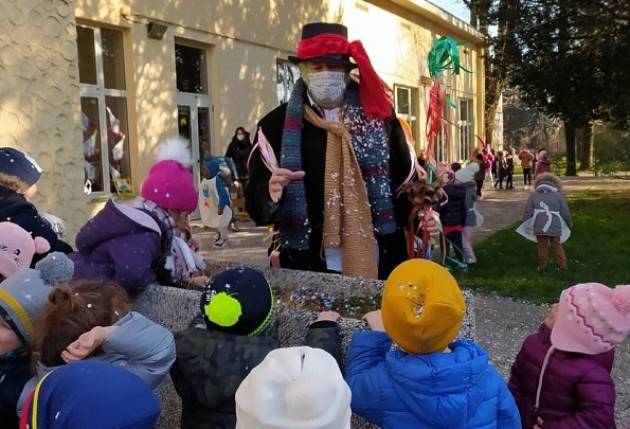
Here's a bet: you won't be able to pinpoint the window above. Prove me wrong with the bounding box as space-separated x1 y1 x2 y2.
175 44 208 94
458 99 474 161
394 85 419 146
276 60 300 105
77 25 131 196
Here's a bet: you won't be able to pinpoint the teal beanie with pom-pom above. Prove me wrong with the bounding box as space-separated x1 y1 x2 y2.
201 268 273 336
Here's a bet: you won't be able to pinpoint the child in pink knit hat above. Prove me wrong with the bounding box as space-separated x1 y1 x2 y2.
72 139 207 295
509 283 630 429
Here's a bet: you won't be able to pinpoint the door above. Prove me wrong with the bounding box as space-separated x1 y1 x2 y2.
177 93 211 186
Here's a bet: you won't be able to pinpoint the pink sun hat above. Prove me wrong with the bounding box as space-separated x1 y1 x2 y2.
551 283 630 355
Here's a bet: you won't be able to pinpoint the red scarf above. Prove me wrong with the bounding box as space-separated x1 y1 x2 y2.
296 33 392 119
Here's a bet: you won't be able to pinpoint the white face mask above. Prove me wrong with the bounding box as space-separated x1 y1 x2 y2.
306 71 347 109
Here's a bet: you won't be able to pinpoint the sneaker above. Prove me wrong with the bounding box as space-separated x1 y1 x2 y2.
214 239 227 248
230 222 240 233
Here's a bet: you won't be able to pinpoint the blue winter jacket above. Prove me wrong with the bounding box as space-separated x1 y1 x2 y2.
345 331 522 429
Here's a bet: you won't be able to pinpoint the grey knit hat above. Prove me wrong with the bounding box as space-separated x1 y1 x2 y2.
0 252 74 346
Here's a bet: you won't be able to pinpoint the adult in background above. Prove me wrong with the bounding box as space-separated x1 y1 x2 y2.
225 127 253 192
246 23 412 279
519 147 534 188
473 152 487 198
505 147 515 190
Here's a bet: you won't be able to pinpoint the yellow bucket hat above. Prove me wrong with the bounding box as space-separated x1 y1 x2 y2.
382 259 466 354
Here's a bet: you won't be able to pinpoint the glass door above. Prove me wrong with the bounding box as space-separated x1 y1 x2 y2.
176 94 211 185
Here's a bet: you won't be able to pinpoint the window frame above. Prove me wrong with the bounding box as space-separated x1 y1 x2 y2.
78 24 130 197
458 98 474 162
393 84 419 147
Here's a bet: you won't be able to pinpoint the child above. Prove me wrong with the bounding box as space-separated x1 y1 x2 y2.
437 172 467 270
495 151 508 189
520 173 572 271
506 148 515 189
509 283 630 428
455 161 482 264
473 152 487 197
519 148 534 187
535 149 551 177
0 222 50 282
17 278 176 416
20 360 160 429
199 157 233 247
235 346 352 429
346 259 521 429
0 252 74 429
72 139 207 295
170 267 343 429
0 148 72 266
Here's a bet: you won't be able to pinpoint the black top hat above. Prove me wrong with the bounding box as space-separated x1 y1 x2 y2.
288 22 356 67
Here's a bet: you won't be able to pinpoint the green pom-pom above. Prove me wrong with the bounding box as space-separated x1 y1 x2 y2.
204 292 242 327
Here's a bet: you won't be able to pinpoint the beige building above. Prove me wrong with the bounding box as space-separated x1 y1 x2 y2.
0 0 484 240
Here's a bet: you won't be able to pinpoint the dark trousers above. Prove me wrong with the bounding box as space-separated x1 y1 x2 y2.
445 230 464 262
523 168 532 185
475 179 484 197
506 172 514 189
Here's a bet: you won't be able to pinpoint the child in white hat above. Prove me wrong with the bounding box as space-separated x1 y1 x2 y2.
235 346 351 429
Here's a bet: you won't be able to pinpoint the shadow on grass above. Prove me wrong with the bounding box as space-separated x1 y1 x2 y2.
455 190 630 304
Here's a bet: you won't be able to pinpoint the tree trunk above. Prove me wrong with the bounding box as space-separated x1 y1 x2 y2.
564 121 577 176
576 126 587 171
582 124 594 170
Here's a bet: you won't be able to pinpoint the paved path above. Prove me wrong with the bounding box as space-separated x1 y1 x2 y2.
195 175 623 261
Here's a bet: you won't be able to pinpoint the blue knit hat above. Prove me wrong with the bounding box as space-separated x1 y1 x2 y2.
0 147 42 187
21 360 160 429
201 267 274 336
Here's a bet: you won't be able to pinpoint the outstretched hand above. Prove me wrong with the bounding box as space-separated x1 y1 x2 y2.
269 168 305 203
363 310 386 332
315 311 341 323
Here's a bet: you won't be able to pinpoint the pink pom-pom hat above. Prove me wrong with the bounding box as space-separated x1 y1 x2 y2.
551 283 630 355
141 138 198 213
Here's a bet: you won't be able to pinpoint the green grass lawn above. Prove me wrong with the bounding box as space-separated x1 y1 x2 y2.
455 188 630 304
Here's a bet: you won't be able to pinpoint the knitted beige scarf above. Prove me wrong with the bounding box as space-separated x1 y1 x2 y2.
304 107 378 278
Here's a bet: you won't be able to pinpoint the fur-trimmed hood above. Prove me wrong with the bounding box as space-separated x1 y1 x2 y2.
535 173 563 193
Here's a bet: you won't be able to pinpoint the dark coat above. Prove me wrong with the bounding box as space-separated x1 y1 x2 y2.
0 351 32 429
245 86 411 279
70 200 168 296
0 186 73 267
509 325 616 429
170 318 342 429
438 184 467 228
225 138 253 180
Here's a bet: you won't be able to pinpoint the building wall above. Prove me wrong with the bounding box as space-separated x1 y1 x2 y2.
338 0 485 161
3 0 485 239
0 0 87 239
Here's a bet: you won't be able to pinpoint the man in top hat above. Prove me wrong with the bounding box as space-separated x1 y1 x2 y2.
246 23 412 279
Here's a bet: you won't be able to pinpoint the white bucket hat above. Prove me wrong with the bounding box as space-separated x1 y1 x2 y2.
235 346 352 429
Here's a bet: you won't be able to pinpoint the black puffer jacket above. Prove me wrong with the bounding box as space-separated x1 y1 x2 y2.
0 351 32 429
170 318 342 429
0 186 73 266
438 184 467 228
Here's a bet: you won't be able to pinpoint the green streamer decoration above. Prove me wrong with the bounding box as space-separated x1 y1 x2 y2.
427 35 472 79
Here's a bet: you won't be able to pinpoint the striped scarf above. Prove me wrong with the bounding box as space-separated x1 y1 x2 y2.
279 79 395 250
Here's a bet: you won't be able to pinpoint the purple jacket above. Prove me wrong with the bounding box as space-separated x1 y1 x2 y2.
71 200 167 296
509 325 616 429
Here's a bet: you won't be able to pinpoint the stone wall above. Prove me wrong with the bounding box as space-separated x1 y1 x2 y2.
0 0 87 239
